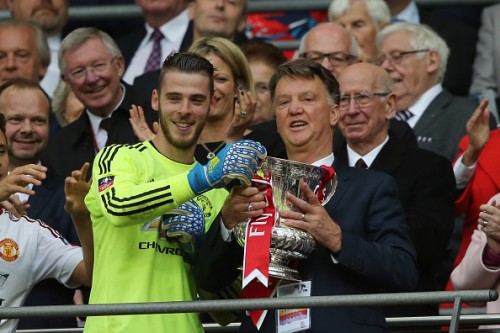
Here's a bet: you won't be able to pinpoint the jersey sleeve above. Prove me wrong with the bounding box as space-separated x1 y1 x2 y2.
85 144 199 228
30 218 83 288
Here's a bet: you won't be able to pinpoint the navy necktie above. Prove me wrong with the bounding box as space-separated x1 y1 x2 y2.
144 29 164 73
394 109 414 122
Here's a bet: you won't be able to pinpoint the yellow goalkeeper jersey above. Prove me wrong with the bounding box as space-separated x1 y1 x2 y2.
84 141 228 333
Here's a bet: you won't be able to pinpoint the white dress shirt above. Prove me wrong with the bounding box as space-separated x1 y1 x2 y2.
394 1 420 23
346 136 389 168
87 84 126 151
404 83 443 128
122 9 190 85
40 34 61 97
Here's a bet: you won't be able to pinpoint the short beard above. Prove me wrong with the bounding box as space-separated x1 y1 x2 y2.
159 112 205 150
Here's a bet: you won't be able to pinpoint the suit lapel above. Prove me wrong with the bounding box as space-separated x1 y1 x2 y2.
328 160 350 212
413 90 451 134
370 134 405 174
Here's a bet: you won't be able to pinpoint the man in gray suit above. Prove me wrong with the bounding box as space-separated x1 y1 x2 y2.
376 22 483 162
469 4 500 100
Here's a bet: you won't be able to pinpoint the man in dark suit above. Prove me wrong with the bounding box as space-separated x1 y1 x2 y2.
384 0 478 97
42 27 157 179
377 22 484 162
334 62 456 317
196 59 418 332
118 0 190 85
0 78 82 329
132 0 249 97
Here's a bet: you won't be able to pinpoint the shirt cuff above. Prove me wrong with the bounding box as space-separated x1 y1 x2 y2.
453 154 476 188
220 219 233 242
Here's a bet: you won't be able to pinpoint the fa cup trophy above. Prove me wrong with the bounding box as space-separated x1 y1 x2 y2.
233 156 337 281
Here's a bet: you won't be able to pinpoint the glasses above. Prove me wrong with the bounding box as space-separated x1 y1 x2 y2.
339 91 391 110
66 57 117 81
300 51 357 66
376 49 429 66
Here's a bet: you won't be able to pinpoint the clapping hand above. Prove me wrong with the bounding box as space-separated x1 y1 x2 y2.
0 164 47 217
479 193 500 253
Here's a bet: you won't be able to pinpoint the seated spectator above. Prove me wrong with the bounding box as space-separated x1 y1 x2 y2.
239 40 286 126
328 0 390 63
451 192 500 329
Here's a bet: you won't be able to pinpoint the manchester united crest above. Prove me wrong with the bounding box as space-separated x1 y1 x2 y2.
0 238 19 262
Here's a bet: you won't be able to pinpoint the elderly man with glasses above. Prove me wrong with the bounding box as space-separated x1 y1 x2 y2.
334 62 456 319
42 27 157 179
298 22 358 78
376 22 491 162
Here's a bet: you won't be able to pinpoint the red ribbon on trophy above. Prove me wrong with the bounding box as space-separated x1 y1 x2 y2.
317 165 335 202
240 174 279 328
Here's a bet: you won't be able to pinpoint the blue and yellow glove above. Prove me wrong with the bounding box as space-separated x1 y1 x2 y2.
161 199 204 263
187 139 267 195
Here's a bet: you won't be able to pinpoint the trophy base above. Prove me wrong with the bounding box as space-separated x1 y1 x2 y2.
269 262 300 282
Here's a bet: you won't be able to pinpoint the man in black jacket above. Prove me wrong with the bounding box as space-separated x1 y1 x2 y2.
42 27 156 179
335 62 456 317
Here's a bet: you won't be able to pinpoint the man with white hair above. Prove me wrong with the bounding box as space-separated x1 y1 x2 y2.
328 0 390 63
376 22 486 162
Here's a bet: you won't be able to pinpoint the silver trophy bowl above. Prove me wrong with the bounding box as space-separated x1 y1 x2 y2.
233 156 337 281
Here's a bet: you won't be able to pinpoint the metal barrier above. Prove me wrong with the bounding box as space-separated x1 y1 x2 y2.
1 290 498 333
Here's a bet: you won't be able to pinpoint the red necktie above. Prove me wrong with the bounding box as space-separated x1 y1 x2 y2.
144 29 164 73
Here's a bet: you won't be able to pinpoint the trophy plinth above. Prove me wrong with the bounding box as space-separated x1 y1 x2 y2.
234 156 336 281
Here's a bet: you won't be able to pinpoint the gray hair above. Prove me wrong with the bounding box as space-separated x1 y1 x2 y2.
269 59 340 106
0 19 50 69
328 0 390 29
376 22 450 83
298 22 359 59
58 27 122 74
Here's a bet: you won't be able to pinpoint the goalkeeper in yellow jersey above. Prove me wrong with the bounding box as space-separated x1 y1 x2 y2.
84 52 266 333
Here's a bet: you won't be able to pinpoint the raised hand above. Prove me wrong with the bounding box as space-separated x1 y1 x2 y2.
226 88 256 143
187 139 267 195
129 104 158 141
0 164 47 202
64 162 91 219
463 99 491 166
